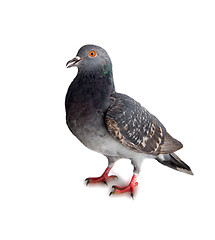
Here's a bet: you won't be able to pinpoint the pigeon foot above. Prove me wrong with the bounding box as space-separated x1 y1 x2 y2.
109 174 138 198
85 166 118 185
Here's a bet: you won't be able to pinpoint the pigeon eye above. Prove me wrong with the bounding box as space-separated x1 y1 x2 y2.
89 50 96 58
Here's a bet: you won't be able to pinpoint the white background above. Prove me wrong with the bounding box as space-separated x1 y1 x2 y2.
0 0 215 239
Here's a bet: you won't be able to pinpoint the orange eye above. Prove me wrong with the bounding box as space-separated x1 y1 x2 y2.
89 50 96 58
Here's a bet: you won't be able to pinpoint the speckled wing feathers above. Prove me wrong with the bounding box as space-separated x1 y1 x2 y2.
105 93 166 155
105 93 182 155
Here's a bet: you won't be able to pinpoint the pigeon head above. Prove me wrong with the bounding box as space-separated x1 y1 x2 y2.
66 45 112 70
66 45 114 88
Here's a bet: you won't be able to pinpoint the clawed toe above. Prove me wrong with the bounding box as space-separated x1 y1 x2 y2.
85 171 138 199
85 175 118 185
109 174 138 198
85 166 118 186
85 178 90 185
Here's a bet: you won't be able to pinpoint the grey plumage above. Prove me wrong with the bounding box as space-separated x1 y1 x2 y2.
106 92 183 155
156 153 193 175
65 44 193 197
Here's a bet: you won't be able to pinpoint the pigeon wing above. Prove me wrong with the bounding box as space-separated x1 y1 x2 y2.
105 93 182 155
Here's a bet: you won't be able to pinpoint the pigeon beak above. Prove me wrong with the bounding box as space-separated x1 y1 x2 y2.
66 56 82 68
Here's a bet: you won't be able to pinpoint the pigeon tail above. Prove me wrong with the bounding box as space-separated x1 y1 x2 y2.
156 153 193 175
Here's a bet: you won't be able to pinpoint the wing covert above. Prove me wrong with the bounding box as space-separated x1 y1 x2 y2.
105 92 166 155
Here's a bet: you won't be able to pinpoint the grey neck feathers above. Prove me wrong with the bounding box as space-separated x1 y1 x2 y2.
77 63 115 90
65 63 115 114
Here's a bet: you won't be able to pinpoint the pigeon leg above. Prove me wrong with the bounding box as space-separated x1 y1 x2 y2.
85 164 118 185
110 174 138 198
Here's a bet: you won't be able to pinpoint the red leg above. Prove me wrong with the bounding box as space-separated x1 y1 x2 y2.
85 166 118 185
109 174 138 198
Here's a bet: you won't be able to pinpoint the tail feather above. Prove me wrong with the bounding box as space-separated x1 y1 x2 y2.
156 153 193 175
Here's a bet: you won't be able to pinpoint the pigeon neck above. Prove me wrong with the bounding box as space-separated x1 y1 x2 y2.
77 63 115 90
101 63 115 90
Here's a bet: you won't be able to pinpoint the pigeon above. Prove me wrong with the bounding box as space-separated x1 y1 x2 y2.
65 44 193 198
